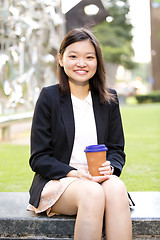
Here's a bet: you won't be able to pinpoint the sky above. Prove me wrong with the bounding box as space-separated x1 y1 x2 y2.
61 0 151 63
128 0 151 63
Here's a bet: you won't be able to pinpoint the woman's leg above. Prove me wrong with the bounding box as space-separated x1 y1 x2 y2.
51 179 105 240
102 176 132 240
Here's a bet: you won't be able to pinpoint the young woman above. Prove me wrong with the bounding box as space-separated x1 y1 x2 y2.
28 28 132 240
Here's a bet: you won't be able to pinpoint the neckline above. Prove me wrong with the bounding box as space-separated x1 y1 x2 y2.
71 91 90 102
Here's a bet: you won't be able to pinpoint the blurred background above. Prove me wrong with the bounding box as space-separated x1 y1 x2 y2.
0 0 160 115
0 0 160 191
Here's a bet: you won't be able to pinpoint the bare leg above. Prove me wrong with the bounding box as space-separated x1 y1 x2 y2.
102 176 132 240
51 179 105 240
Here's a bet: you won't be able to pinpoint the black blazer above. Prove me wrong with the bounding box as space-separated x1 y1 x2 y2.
29 84 125 208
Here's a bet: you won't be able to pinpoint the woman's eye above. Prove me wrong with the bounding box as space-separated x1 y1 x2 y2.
87 56 94 59
69 55 76 59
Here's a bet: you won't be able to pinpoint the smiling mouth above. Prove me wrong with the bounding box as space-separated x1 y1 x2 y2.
74 70 88 74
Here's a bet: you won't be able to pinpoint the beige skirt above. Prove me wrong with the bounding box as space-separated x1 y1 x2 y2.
27 163 88 217
27 164 134 217
27 176 78 217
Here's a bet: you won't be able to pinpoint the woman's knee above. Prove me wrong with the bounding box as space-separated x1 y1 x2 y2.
78 181 105 211
102 176 128 202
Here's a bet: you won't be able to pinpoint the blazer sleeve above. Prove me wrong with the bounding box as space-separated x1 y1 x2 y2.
29 87 76 180
106 90 126 176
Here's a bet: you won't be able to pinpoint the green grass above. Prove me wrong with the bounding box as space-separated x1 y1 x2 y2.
0 103 160 192
0 144 33 191
120 103 160 191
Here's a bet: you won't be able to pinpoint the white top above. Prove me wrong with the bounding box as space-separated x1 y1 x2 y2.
70 91 98 166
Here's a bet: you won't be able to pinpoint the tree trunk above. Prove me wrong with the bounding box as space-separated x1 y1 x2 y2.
105 62 119 88
150 0 160 90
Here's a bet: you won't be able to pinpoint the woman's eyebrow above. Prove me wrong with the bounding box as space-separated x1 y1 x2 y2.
67 51 96 55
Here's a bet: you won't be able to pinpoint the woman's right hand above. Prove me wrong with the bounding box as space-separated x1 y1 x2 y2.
67 170 92 180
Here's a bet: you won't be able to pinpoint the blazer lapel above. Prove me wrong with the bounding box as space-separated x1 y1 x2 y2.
60 91 107 154
91 92 107 144
60 93 75 154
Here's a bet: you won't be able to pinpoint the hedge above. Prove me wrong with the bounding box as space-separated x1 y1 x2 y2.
135 91 160 103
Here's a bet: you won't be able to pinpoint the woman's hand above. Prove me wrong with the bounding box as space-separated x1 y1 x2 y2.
99 161 112 176
67 161 113 183
91 161 112 183
67 169 92 180
91 175 110 183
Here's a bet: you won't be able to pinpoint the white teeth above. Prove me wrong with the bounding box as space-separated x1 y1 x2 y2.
75 70 87 73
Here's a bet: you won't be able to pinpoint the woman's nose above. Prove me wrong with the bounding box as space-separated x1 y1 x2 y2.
76 58 86 67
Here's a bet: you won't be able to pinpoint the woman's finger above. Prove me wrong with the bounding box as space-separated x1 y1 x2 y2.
99 166 110 172
101 161 110 167
78 170 92 180
91 175 110 183
99 166 111 175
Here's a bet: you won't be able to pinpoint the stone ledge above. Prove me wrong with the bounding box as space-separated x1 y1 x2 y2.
0 238 73 240
0 192 160 239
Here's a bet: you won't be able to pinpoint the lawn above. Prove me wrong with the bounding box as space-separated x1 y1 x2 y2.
0 103 160 192
0 144 32 191
120 103 160 191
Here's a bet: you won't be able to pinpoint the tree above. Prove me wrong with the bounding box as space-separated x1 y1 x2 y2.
93 0 135 69
150 0 160 90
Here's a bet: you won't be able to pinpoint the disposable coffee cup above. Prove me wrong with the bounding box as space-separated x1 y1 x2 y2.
84 144 108 176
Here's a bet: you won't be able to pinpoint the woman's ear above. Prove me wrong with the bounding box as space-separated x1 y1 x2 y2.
58 53 63 67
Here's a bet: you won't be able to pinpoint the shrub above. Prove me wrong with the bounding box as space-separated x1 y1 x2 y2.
135 91 160 103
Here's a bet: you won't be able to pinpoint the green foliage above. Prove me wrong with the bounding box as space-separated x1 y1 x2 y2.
135 91 160 103
93 0 135 69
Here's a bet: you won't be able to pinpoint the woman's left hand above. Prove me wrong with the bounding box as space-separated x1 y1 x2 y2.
91 161 112 183
99 161 112 176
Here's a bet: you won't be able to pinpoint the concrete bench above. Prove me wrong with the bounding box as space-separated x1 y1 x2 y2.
0 112 33 141
0 192 160 240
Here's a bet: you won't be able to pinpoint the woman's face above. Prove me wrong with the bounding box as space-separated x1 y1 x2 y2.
58 39 97 86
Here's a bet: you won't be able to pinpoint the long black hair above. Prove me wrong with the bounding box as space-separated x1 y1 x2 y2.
58 28 115 103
